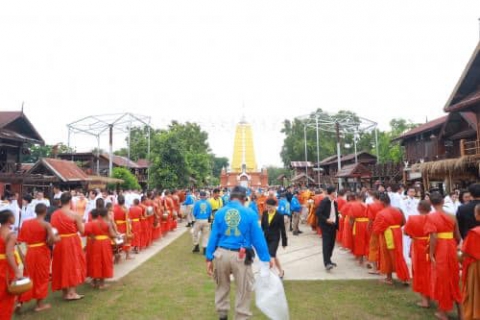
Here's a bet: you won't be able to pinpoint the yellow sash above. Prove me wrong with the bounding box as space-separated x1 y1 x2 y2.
353 218 369 235
28 242 47 248
94 235 110 240
414 236 429 241
60 233 77 238
0 252 20 264
116 220 126 224
437 232 453 239
131 219 140 222
384 225 401 249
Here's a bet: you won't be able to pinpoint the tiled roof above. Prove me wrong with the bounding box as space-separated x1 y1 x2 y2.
28 158 90 182
393 116 448 141
446 88 480 113
0 111 44 144
319 151 376 166
336 163 371 178
290 161 313 168
136 159 150 168
0 111 22 128
101 154 139 168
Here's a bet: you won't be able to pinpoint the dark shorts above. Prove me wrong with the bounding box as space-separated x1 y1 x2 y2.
267 240 280 258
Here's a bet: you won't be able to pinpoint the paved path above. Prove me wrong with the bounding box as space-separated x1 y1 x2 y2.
110 221 189 281
278 223 380 281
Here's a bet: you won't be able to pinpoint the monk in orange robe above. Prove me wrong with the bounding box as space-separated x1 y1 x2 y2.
308 191 324 232
404 200 431 308
341 194 355 251
85 208 117 289
0 209 22 320
74 192 87 218
17 203 58 312
113 195 132 260
461 204 480 320
336 190 347 242
349 195 369 264
372 193 410 285
129 199 143 252
424 192 462 320
257 193 267 218
164 191 176 231
51 192 86 301
366 192 384 274
141 196 153 247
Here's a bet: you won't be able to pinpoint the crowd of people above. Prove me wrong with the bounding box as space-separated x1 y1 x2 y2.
0 182 479 320
0 186 192 319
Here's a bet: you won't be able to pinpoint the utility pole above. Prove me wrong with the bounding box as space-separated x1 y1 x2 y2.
335 122 342 189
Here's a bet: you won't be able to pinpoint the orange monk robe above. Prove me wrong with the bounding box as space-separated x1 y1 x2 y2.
350 201 369 257
17 220 51 303
336 197 347 242
84 219 114 279
164 196 176 231
372 207 410 282
461 226 480 320
257 194 267 218
151 200 162 240
140 204 149 249
341 201 354 250
113 204 130 251
424 212 461 312
404 215 431 298
75 198 87 218
129 205 143 247
0 235 17 320
51 210 86 291
145 200 155 245
367 202 384 264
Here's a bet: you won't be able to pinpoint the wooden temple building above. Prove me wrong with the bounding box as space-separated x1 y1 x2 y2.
220 119 268 189
396 41 480 191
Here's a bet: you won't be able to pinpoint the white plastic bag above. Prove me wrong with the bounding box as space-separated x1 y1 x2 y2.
254 262 289 320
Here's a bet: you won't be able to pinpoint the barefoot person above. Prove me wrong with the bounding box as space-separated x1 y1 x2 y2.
0 209 22 319
424 192 462 320
372 193 410 285
113 195 132 260
85 208 117 289
404 200 431 308
349 194 369 265
51 192 86 301
261 198 287 278
461 204 480 320
17 203 58 312
366 192 384 274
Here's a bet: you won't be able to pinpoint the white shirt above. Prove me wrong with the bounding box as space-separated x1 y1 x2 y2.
402 197 419 220
32 198 51 208
20 204 36 228
329 199 337 224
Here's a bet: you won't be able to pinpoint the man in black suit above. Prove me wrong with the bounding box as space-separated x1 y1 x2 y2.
316 186 339 270
457 183 480 239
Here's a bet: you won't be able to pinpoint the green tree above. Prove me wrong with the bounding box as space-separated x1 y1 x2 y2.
23 144 74 163
211 155 229 178
266 166 290 185
112 167 141 190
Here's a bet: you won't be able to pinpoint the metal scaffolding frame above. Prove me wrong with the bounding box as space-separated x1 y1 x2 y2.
66 113 152 187
297 110 378 188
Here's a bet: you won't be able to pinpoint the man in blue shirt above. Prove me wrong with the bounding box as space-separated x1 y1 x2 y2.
192 191 212 255
183 190 195 227
277 192 291 232
206 186 271 320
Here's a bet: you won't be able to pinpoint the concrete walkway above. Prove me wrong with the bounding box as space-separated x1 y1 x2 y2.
110 221 189 281
278 223 380 281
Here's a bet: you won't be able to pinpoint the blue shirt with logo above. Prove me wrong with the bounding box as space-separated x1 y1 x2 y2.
277 198 291 216
290 196 302 213
193 199 212 220
183 194 195 205
206 200 270 262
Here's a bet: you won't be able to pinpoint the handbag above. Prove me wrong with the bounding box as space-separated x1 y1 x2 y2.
6 244 33 295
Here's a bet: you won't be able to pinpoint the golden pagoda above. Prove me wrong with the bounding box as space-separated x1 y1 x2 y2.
220 118 268 189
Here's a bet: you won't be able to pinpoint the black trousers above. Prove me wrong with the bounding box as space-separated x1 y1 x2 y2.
319 223 336 267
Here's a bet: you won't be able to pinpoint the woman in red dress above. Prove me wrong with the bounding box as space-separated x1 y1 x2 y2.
17 203 59 312
0 209 22 319
51 192 86 301
424 192 462 320
85 208 117 289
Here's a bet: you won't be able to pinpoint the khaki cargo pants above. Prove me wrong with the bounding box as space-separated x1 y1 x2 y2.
192 219 210 248
213 248 255 320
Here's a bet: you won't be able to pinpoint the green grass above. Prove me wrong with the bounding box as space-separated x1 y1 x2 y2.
14 233 454 320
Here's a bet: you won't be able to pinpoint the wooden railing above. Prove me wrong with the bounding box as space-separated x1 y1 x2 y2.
461 139 480 156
